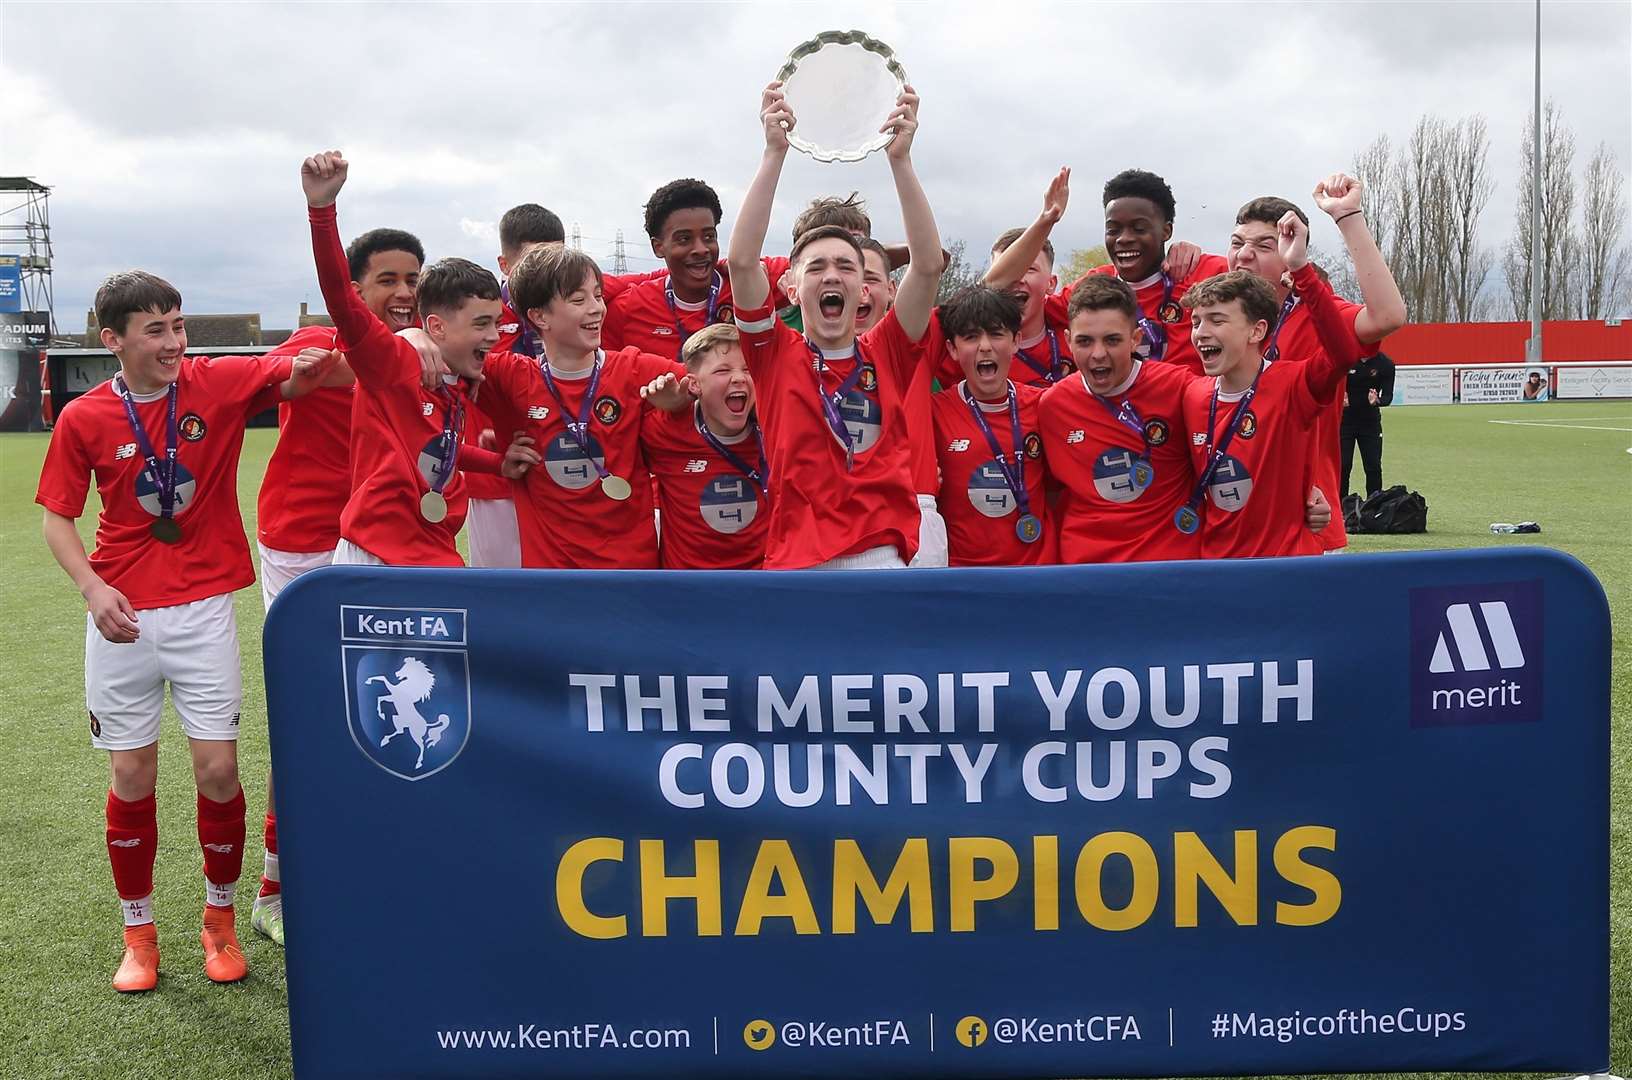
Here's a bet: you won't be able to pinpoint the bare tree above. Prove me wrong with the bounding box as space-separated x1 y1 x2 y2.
1351 134 1395 259
1444 116 1496 320
1389 116 1455 322
935 239 982 303
1577 142 1629 318
1505 99 1579 320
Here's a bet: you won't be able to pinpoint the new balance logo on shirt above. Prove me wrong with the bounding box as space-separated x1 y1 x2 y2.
1192 432 1207 445
528 405 550 420
421 402 435 416
1065 430 1085 445
1409 581 1543 727
115 443 137 460
947 439 971 452
684 460 709 473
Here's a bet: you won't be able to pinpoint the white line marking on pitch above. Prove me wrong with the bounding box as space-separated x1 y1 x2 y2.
1489 419 1632 432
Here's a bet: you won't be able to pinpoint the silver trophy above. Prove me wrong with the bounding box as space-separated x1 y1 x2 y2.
776 30 908 163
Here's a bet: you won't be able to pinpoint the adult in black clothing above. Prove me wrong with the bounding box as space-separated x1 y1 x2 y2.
1342 351 1396 498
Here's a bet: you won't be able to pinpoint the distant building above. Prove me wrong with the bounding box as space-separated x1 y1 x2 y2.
76 302 330 348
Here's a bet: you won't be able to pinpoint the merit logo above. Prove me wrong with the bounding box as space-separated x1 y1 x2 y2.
1410 580 1542 727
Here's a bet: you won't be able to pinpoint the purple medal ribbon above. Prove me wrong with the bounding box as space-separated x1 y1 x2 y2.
539 351 613 482
1262 293 1299 363
115 376 180 525
1136 272 1177 361
803 339 867 471
961 382 1034 522
665 271 723 362
1089 384 1152 460
693 404 770 496
1179 360 1264 522
428 384 465 495
1014 330 1069 384
500 282 542 359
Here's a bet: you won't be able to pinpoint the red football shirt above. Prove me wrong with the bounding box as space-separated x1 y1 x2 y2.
37 354 295 610
1063 255 1230 376
479 347 681 569
641 405 770 569
1180 264 1360 558
1039 360 1201 563
931 380 1053 566
733 304 922 568
1267 293 1381 551
603 257 791 361
257 324 353 553
311 203 490 567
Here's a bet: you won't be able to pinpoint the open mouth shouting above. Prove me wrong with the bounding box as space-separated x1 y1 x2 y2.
725 389 750 415
385 306 416 331
818 289 846 320
1195 341 1224 369
975 358 1000 379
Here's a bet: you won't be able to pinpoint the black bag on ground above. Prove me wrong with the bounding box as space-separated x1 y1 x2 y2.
1349 485 1428 534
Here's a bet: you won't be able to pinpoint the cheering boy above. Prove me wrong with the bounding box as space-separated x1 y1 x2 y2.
727 81 944 569
38 271 337 992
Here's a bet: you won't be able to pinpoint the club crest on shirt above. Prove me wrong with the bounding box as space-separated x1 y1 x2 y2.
1239 410 1259 440
1023 432 1043 459
717 303 735 324
1145 418 1169 446
858 364 879 393
593 396 623 426
1158 299 1184 325
179 413 207 441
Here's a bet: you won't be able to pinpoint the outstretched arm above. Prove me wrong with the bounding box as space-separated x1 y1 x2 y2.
1312 173 1407 342
1279 212 1363 404
727 83 793 314
985 167 1068 291
883 86 944 342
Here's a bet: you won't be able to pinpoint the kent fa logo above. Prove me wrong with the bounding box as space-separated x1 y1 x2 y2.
1409 580 1543 727
341 606 471 780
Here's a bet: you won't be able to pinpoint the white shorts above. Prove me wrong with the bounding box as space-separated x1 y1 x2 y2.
86 593 242 751
811 544 907 570
258 542 337 611
332 538 387 566
465 498 521 568
908 494 949 568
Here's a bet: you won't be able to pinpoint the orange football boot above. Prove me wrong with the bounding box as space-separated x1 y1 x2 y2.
113 924 160 992
200 906 247 983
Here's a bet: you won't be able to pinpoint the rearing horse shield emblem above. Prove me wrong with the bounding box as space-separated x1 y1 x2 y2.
342 607 472 781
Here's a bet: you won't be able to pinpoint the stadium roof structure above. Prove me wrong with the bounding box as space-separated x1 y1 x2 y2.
0 177 50 193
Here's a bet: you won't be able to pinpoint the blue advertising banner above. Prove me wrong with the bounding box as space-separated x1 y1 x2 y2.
0 256 20 313
265 549 1609 1079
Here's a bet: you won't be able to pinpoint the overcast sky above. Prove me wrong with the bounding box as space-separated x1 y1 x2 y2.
4 0 1628 333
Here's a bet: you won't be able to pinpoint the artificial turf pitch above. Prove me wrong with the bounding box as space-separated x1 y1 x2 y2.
0 401 1627 1079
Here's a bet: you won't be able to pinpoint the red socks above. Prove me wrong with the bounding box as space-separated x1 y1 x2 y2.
197 787 246 910
259 812 280 898
106 790 157 926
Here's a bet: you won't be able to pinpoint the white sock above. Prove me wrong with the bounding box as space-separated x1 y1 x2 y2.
262 851 279 885
121 893 154 927
205 879 235 909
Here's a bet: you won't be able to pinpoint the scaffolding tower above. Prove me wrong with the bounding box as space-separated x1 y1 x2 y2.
0 177 55 338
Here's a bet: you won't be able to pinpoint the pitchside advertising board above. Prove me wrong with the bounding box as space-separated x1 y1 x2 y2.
265 550 1610 1079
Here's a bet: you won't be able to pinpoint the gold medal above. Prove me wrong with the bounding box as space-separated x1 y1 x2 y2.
600 475 633 501
420 491 448 523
